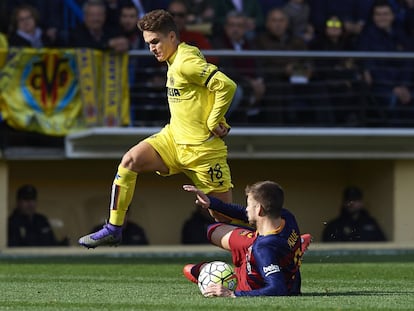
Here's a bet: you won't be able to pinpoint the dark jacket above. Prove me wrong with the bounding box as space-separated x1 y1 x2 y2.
8 31 58 48
255 31 308 81
322 208 386 242
212 33 262 86
356 23 413 93
8 210 59 246
68 24 122 50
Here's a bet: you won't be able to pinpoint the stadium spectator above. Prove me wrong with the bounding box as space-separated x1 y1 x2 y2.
254 8 330 126
8 4 62 47
168 0 219 68
182 181 312 296
6 0 63 44
168 0 214 52
181 0 215 26
213 0 264 40
68 0 128 52
211 11 266 123
90 0 169 28
309 15 355 53
309 16 364 126
308 0 374 39
181 205 215 244
283 0 314 42
8 184 69 247
119 2 145 50
356 0 414 126
333 0 373 41
322 186 387 242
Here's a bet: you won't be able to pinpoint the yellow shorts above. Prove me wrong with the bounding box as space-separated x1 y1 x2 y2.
145 125 233 194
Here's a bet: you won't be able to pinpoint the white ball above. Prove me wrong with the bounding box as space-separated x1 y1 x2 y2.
197 261 238 295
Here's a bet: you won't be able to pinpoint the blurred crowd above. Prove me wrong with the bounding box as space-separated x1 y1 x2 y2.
0 0 414 127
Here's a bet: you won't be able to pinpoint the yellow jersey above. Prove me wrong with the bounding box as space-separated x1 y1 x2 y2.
166 42 236 144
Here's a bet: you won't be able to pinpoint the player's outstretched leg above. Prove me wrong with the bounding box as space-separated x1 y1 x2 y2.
78 165 137 249
78 223 122 249
183 262 207 284
301 233 313 254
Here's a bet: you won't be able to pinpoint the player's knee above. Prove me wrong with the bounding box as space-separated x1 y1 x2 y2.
207 223 233 250
121 151 135 170
207 223 223 243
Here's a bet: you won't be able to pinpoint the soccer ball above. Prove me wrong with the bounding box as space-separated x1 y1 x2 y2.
197 261 238 295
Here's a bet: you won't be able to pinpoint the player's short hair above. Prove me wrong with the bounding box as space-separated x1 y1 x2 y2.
245 181 284 218
137 9 178 36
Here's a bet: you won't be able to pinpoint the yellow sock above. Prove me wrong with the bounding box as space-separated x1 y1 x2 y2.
109 165 137 226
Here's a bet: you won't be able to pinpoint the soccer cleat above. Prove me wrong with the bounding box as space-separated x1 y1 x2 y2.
78 223 122 249
300 233 313 254
183 264 198 284
183 262 208 284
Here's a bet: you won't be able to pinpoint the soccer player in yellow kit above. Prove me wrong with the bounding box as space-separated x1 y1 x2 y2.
78 9 237 248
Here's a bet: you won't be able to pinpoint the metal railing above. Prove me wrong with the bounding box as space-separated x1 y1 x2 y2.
128 50 414 128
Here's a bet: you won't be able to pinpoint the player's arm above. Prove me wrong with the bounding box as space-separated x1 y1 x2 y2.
183 185 248 222
235 244 288 297
208 197 248 223
180 54 236 134
205 70 236 135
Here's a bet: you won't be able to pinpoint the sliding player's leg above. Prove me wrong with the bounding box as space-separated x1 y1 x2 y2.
78 141 169 248
183 262 208 284
300 233 313 254
183 224 254 283
183 223 236 283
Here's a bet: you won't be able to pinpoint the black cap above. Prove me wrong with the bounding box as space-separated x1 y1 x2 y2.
16 184 37 200
343 186 363 202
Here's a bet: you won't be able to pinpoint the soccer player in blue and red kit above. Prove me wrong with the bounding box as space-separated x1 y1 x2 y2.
183 181 312 297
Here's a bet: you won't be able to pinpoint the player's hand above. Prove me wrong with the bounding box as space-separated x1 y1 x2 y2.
211 123 230 138
182 185 211 208
203 284 236 298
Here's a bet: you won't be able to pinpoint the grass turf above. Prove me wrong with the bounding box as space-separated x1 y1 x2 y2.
0 254 413 310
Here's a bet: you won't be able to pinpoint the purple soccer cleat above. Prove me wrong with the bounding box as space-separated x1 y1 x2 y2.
78 223 122 249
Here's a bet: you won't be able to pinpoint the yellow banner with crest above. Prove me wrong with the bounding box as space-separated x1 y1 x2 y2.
0 48 130 136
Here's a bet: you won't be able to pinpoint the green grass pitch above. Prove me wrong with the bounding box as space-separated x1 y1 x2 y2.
0 253 413 311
